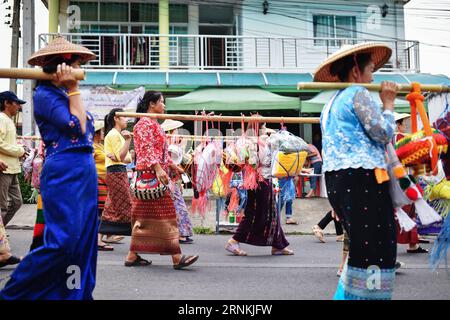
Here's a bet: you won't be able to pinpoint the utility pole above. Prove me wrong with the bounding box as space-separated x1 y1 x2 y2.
9 0 21 93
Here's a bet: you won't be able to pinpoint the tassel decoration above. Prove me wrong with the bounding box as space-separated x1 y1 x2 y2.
395 208 417 232
414 198 443 226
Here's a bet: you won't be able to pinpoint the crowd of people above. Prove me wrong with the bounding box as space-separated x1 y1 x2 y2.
0 38 448 300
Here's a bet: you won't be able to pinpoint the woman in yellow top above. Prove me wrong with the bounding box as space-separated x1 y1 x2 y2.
93 121 124 251
99 108 133 236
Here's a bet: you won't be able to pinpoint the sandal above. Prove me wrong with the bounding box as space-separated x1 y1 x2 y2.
312 225 325 243
225 242 247 256
179 237 194 244
407 246 429 254
124 255 152 267
98 243 114 251
286 218 298 225
173 254 199 270
0 255 21 269
271 248 294 255
103 235 125 244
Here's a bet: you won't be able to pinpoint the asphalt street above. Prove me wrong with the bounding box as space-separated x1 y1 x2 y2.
0 229 449 300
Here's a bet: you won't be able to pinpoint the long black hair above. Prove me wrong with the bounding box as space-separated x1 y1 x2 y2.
135 90 163 124
104 108 124 136
330 53 372 82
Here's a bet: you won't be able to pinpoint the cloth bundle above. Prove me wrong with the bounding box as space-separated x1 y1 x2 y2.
395 129 448 168
271 151 307 178
387 143 442 228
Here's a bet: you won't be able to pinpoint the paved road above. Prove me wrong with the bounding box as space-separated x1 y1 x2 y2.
1 229 449 300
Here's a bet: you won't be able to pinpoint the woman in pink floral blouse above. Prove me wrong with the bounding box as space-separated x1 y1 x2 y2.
126 91 199 270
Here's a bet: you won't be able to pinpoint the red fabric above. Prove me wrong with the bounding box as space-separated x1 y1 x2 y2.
133 117 173 171
396 204 419 245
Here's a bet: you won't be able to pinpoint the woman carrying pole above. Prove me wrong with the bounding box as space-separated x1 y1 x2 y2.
316 42 398 300
0 37 98 299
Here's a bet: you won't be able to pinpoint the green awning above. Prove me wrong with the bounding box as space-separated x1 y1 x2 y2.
165 87 300 111
301 90 411 113
83 71 450 93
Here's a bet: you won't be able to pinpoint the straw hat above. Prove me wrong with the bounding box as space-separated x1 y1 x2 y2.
394 112 410 122
161 119 184 132
94 120 104 132
313 42 392 82
28 36 96 67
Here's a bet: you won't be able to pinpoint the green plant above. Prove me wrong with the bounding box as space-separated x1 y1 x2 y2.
193 226 214 235
19 172 36 204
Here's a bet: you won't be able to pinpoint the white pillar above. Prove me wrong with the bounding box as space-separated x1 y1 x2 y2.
188 3 199 68
22 0 35 136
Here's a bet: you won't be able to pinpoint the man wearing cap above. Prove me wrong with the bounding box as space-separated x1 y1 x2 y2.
0 91 27 227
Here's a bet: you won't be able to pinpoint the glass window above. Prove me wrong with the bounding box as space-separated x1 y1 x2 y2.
131 3 158 23
100 2 129 22
170 4 188 23
313 15 356 46
70 1 98 22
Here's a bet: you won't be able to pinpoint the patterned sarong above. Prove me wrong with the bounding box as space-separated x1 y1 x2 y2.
97 177 108 214
171 184 193 237
30 194 45 251
99 168 132 236
130 193 181 255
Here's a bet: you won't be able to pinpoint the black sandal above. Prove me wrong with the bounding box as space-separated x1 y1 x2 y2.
179 237 194 244
124 255 152 267
98 244 114 251
407 246 429 254
173 254 199 270
0 256 21 268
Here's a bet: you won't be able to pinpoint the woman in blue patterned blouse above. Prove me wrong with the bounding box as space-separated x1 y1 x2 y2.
315 43 399 300
0 37 98 300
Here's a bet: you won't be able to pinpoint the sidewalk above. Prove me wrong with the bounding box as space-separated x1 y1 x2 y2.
7 197 335 235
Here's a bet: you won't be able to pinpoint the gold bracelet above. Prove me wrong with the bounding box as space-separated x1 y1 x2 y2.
68 91 81 97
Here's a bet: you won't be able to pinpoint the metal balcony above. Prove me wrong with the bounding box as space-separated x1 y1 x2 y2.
39 33 420 73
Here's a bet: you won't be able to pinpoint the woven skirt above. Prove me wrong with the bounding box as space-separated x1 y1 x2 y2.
99 166 132 236
97 177 108 215
130 192 181 255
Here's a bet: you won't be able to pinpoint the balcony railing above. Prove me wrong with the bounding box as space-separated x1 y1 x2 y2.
39 33 419 73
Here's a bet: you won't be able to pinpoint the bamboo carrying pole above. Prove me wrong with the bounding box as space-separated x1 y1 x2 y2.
0 68 86 81
116 112 320 124
297 82 450 93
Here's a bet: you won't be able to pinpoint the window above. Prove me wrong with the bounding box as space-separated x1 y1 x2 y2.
313 15 356 46
131 3 158 23
70 1 98 22
170 4 188 23
100 2 129 22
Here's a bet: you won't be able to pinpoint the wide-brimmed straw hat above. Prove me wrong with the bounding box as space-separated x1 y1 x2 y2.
28 36 96 67
161 119 184 132
313 42 392 82
94 120 104 132
394 112 410 122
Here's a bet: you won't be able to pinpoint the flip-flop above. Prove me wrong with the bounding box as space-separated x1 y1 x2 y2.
0 256 21 268
271 248 294 255
225 242 247 256
407 246 429 254
124 255 152 267
98 244 114 251
312 225 325 243
103 235 125 244
173 255 199 270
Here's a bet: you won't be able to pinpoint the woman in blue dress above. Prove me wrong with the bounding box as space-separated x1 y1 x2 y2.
0 37 98 300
